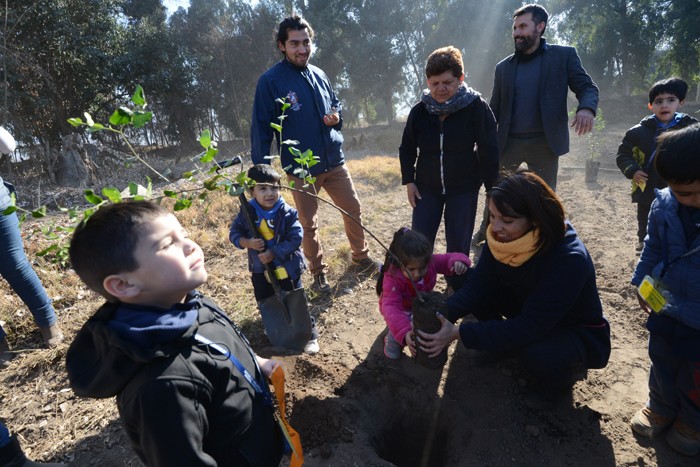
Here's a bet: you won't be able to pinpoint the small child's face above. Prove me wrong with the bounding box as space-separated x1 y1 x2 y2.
668 180 700 210
124 214 207 308
402 259 428 282
650 92 683 124
251 183 281 209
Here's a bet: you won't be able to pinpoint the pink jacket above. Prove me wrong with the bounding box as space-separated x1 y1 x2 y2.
379 253 470 345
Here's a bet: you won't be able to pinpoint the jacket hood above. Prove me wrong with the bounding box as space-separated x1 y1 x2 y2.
66 295 201 399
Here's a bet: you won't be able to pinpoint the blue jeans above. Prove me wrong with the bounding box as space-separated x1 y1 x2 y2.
411 189 479 255
0 212 57 339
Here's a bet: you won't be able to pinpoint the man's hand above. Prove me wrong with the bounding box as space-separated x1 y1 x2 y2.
256 355 281 378
406 183 422 208
571 108 595 136
323 112 340 126
636 290 652 315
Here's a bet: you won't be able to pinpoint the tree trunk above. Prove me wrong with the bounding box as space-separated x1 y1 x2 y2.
56 134 93 187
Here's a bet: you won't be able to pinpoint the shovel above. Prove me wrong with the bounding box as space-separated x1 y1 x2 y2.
238 192 312 351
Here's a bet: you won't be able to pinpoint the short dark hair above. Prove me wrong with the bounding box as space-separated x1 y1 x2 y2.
487 171 565 252
247 164 281 186
69 201 170 301
425 46 463 79
276 15 314 47
655 123 700 184
648 77 688 104
514 4 549 34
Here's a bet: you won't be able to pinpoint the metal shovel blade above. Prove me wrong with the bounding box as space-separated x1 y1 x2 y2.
258 287 312 351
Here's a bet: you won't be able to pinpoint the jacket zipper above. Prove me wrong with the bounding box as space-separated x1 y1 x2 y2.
439 127 446 195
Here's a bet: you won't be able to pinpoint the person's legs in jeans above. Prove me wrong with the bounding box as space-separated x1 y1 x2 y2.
444 190 479 255
0 211 57 340
288 173 326 276
321 165 369 261
411 191 444 248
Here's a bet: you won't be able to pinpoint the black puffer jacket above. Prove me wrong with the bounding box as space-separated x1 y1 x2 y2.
616 113 698 204
399 95 498 196
66 293 284 467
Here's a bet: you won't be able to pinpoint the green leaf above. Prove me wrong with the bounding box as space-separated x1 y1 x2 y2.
270 123 282 132
84 190 104 205
204 175 221 190
67 117 84 127
198 192 208 201
289 180 296 188
275 98 287 105
199 129 212 149
163 190 177 198
2 205 17 215
132 111 153 129
31 206 47 218
102 187 122 203
200 146 218 163
131 85 146 106
86 123 106 133
146 176 153 197
129 182 139 196
85 112 95 126
174 198 192 211
281 102 291 111
109 107 134 126
289 147 302 157
227 185 244 197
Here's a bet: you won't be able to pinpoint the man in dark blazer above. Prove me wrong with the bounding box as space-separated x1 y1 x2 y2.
490 3 599 190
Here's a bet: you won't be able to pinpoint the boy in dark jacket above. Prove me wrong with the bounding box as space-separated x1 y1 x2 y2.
616 77 698 251
66 201 285 467
229 164 319 354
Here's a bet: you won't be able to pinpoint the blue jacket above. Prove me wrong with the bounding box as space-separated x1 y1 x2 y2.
490 39 599 156
251 59 344 176
229 197 306 280
632 188 700 332
447 222 610 369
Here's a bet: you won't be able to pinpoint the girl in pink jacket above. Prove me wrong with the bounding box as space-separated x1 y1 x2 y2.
376 228 470 359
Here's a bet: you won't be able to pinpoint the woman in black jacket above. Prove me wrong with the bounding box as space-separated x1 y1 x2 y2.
399 46 498 264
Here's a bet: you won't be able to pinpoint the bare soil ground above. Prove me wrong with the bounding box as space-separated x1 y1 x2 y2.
1 98 699 466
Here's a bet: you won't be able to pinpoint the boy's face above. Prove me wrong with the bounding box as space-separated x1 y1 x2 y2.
113 213 207 308
251 183 281 210
668 180 700 210
649 92 683 124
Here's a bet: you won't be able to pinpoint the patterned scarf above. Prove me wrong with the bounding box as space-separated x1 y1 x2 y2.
486 224 541 267
421 82 479 116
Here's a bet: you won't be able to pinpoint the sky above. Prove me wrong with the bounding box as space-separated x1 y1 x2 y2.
164 0 190 15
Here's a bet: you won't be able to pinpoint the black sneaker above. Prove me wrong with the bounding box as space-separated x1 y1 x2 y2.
312 273 331 293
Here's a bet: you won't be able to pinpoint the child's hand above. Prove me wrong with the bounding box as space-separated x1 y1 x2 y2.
405 330 417 357
632 170 648 185
242 237 265 251
452 261 469 275
255 355 280 378
636 290 652 315
258 250 274 264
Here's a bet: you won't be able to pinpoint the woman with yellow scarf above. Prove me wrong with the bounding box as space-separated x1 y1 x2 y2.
416 171 611 409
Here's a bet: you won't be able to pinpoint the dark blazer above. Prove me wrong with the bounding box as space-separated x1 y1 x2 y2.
490 39 599 156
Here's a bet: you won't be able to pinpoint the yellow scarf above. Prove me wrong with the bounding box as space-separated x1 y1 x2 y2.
486 224 541 267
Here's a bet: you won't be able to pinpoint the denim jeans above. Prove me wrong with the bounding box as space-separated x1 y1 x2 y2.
411 189 479 255
0 211 57 339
